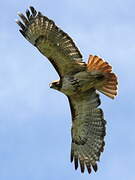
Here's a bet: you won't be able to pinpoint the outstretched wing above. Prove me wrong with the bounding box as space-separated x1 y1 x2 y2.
68 88 106 174
16 6 86 77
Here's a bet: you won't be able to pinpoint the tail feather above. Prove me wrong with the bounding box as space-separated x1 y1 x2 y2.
104 84 117 90
98 90 115 99
87 55 118 99
87 55 112 72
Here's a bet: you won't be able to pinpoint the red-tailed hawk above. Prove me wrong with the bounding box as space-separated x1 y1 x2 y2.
16 6 118 174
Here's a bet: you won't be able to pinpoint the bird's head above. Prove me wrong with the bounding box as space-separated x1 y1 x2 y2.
49 80 61 91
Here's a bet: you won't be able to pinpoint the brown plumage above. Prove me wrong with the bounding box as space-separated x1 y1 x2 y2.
16 6 118 174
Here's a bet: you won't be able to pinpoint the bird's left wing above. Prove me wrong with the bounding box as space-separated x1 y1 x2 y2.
16 7 86 77
68 88 106 174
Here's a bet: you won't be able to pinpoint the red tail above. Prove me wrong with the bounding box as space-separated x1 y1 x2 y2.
87 55 118 99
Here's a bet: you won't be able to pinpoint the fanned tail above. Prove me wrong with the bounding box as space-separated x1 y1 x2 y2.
87 55 118 99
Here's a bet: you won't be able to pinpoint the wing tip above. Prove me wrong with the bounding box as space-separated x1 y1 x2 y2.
71 152 100 174
16 6 39 31
92 164 98 172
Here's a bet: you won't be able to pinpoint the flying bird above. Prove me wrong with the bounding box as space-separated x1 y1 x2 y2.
16 6 118 174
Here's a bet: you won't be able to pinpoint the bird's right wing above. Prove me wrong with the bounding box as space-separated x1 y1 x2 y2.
68 88 106 174
16 7 86 78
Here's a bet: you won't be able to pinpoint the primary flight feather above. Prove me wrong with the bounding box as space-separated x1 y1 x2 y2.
16 6 118 174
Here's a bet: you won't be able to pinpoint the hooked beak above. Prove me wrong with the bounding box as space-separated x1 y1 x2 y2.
49 83 53 88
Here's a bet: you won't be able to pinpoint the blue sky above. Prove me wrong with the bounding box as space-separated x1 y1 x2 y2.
0 0 135 179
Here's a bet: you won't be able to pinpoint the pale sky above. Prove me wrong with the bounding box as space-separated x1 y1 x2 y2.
0 0 135 179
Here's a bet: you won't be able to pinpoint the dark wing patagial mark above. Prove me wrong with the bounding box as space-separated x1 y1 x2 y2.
68 96 76 121
16 6 86 77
